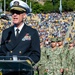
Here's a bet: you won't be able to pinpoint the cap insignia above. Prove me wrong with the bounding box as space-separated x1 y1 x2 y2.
13 1 19 6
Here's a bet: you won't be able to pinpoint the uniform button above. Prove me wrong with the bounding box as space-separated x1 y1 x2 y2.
19 51 22 54
10 50 13 53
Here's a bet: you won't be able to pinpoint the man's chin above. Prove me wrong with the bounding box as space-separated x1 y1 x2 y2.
13 22 19 25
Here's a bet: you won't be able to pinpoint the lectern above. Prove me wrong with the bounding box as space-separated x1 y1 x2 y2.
0 56 33 75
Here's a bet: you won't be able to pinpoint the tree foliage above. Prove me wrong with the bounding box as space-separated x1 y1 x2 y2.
1 0 75 13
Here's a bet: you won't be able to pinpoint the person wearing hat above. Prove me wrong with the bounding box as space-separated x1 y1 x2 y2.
64 39 75 75
1 0 40 75
57 37 63 47
56 37 65 75
45 38 57 75
48 37 66 75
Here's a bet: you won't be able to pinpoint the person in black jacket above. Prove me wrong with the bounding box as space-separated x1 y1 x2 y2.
1 0 40 75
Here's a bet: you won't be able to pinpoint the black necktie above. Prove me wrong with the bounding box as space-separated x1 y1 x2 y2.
16 29 19 37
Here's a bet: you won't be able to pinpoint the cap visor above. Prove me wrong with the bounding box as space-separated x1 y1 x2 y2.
10 7 26 12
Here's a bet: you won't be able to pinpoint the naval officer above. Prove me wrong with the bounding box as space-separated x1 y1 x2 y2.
1 0 40 75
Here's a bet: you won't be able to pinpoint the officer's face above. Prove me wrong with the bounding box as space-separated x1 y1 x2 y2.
11 10 26 26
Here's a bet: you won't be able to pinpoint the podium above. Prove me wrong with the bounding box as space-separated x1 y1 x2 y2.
0 56 33 75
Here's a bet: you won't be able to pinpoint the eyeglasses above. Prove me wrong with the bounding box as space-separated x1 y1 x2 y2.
11 10 25 15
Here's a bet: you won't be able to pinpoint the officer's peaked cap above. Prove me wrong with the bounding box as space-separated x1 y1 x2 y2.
10 0 32 14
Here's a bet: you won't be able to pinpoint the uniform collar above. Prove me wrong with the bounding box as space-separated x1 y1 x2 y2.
14 23 24 32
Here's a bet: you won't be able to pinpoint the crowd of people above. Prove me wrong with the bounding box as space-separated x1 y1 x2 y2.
0 11 75 75
26 12 75 75
27 12 75 47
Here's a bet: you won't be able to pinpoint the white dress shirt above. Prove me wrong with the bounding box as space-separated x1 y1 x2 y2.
14 23 24 36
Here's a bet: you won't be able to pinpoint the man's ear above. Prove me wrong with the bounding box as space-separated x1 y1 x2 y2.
23 13 27 19
23 13 27 21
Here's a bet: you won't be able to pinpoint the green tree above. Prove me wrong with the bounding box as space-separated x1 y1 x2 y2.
1 0 75 13
43 1 53 13
1 0 11 11
62 0 68 11
32 2 43 13
67 0 74 11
